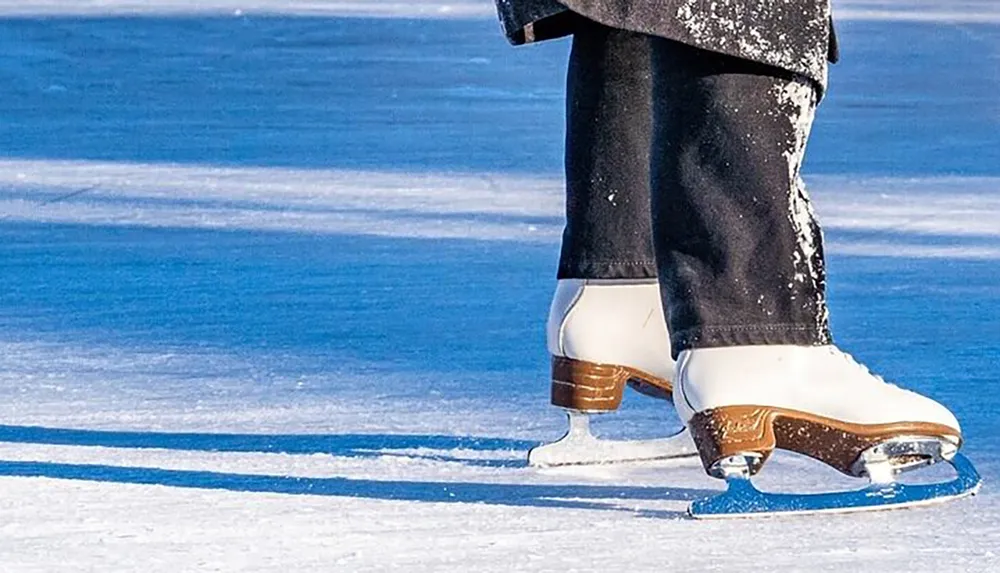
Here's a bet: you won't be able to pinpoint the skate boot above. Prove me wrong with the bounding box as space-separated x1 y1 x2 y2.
527 279 695 467
675 345 981 518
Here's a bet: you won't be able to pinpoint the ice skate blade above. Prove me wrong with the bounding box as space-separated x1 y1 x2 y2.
528 411 697 468
689 453 982 519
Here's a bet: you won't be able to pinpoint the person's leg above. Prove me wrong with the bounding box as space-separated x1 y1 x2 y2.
559 16 656 280
534 20 691 467
548 19 672 410
649 39 830 354
647 39 962 487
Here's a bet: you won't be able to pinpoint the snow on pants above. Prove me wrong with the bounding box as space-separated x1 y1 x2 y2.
557 18 833 356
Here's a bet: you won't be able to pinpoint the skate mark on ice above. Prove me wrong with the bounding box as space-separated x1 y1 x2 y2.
0 425 536 468
0 187 564 230
0 460 710 516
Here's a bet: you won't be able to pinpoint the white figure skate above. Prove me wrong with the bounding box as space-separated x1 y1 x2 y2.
674 345 981 518
527 279 696 467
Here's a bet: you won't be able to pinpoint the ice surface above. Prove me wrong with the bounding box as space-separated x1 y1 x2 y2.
0 0 495 18
0 4 998 572
2 160 998 255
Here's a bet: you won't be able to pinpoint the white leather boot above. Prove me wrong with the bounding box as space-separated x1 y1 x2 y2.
528 279 695 467
674 344 962 478
547 278 674 412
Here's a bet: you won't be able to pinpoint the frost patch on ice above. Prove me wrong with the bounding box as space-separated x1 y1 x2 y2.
1 159 998 258
0 159 564 243
0 339 541 434
835 0 1000 23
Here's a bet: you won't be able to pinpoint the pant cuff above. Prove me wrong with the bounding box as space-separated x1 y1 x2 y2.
557 261 657 280
670 324 833 359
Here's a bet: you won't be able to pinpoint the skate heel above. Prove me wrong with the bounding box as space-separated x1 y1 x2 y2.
550 356 673 412
688 406 778 477
531 356 691 468
549 356 628 412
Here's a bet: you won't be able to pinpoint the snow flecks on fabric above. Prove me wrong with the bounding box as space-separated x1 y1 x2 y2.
672 0 831 91
774 77 830 332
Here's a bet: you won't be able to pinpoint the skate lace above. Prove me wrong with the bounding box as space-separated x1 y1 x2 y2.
827 346 900 389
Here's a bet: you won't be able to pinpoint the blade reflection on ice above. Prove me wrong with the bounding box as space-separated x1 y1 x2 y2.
689 453 982 519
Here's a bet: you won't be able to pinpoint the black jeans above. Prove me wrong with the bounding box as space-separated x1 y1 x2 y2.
558 19 833 356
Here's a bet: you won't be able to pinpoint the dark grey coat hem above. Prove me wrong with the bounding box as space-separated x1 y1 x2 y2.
495 1 837 93
495 0 567 44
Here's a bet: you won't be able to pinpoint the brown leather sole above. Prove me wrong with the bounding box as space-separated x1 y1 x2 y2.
550 356 673 412
688 405 961 477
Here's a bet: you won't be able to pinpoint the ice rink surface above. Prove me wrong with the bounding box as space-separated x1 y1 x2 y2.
0 1 998 571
